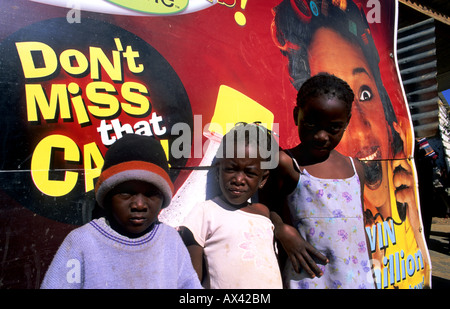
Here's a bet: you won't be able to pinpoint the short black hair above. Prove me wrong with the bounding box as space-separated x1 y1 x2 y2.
216 122 278 164
296 73 354 116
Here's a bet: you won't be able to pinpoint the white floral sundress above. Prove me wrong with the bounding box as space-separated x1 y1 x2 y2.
284 156 375 289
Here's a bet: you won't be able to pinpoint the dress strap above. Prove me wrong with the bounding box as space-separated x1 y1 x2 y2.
349 157 357 174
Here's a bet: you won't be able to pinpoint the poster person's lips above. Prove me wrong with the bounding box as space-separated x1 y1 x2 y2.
357 146 381 161
356 146 384 190
361 160 382 189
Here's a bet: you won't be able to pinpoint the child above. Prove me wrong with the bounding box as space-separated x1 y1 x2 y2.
41 134 202 289
178 123 283 289
261 73 375 289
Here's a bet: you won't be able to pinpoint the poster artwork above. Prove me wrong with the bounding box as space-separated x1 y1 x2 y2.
0 0 431 289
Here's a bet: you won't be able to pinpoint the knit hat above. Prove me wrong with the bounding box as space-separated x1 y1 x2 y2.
95 134 174 209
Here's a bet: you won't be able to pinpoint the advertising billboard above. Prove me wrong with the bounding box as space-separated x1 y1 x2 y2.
0 0 431 289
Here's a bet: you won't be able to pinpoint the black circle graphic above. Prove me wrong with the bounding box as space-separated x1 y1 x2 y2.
0 18 193 225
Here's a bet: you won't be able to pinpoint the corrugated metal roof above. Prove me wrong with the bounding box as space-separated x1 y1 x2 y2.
399 0 450 25
399 0 450 93
397 18 439 138
399 0 450 170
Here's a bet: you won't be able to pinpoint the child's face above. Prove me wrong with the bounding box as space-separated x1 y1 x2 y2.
218 145 269 206
108 180 163 236
295 94 349 159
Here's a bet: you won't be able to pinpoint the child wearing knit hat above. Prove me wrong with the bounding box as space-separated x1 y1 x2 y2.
41 134 201 289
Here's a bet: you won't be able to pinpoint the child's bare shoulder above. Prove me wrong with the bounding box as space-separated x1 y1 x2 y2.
278 150 296 173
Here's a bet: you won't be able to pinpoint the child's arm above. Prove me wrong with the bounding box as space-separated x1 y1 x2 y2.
178 226 204 282
260 149 328 277
270 211 328 277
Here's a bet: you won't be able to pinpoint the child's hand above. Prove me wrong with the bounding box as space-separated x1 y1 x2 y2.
276 223 329 278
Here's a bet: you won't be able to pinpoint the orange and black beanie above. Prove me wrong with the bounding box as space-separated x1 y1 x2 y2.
95 134 174 209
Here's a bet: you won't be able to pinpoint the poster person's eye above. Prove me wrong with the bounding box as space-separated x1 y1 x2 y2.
359 85 373 102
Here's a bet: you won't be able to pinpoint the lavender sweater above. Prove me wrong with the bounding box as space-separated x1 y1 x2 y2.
41 218 202 289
